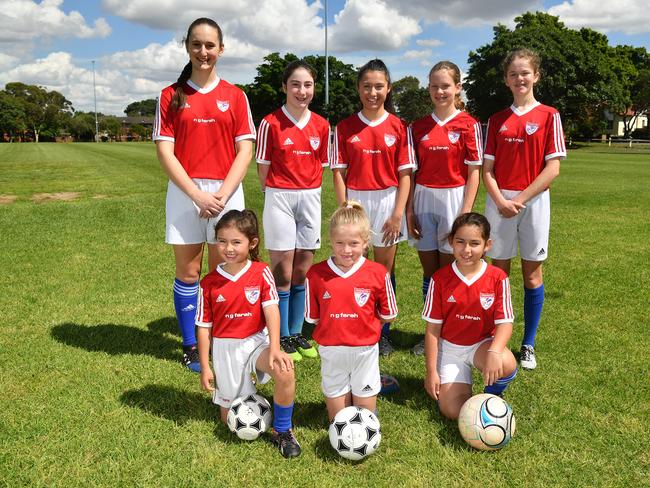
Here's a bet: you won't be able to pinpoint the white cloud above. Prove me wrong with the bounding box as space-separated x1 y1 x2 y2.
416 38 444 48
404 49 432 60
548 0 650 35
0 53 19 71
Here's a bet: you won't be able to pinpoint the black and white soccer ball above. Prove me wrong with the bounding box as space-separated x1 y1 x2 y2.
328 406 381 460
226 394 273 441
458 393 515 450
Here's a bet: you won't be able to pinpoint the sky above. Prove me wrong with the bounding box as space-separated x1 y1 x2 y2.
1 0 649 116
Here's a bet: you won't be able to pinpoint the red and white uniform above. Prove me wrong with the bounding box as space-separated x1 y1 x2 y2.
411 110 483 188
332 112 416 190
484 103 566 191
304 257 398 346
422 260 514 346
154 77 256 179
196 261 279 339
256 106 330 189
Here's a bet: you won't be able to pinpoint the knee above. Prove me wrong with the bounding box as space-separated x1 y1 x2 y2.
438 401 460 420
272 367 295 388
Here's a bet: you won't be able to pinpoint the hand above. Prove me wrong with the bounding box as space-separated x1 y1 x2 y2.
497 198 526 218
381 214 402 246
482 352 504 386
193 190 224 219
268 347 294 372
424 371 441 400
200 368 215 392
406 211 422 240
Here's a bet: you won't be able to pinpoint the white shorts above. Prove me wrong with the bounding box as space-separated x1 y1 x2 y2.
348 188 408 248
263 187 322 251
210 331 271 408
165 179 245 245
411 184 465 253
319 344 381 398
437 338 492 385
485 189 550 261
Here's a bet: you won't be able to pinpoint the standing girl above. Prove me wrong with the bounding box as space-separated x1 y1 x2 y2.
483 48 566 370
154 18 256 372
305 202 398 420
256 60 330 362
332 59 415 355
196 210 301 458
407 60 483 355
423 213 517 420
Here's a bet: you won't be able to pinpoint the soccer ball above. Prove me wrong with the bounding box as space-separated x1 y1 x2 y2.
328 406 381 460
226 394 273 441
458 393 515 450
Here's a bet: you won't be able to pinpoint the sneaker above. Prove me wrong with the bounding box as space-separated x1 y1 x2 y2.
280 337 302 362
291 334 318 359
270 429 301 458
520 345 537 370
411 338 425 355
378 334 394 356
379 374 400 395
182 346 201 373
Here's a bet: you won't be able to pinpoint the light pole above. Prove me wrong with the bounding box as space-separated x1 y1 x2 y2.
92 60 99 142
324 0 329 113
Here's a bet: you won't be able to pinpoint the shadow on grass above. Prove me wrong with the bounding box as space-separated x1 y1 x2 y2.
146 316 178 335
313 433 347 462
378 373 430 410
50 319 181 361
390 328 422 350
294 400 329 430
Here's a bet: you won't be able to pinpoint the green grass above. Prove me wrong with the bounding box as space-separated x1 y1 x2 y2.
0 142 649 487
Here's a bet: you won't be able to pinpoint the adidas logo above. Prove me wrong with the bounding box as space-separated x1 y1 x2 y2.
537 248 546 256
421 134 429 141
181 304 195 312
447 295 456 303
323 291 331 299
283 137 294 145
216 294 226 302
350 135 361 143
499 124 508 132
362 385 373 392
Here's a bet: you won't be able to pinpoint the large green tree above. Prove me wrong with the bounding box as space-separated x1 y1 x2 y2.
392 76 433 123
465 12 634 137
124 99 157 117
0 91 27 141
68 112 96 141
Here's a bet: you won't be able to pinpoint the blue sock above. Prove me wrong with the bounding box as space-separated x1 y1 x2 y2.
422 275 431 302
273 402 294 433
484 368 518 396
278 290 290 338
173 278 199 347
523 284 545 347
382 273 397 336
288 285 305 336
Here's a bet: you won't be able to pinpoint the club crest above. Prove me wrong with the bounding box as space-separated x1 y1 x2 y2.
480 292 495 310
309 136 320 150
448 131 460 144
354 288 371 307
216 100 230 112
244 286 260 304
384 134 396 147
525 122 539 135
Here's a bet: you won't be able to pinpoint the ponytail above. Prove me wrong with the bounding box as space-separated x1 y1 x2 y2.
171 62 192 111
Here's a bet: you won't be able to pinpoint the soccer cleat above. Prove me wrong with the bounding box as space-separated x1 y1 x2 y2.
270 429 302 458
411 338 425 355
291 334 318 359
378 334 394 356
379 374 400 395
520 345 537 370
181 345 201 373
280 337 302 362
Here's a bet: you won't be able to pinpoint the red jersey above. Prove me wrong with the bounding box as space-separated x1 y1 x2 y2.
153 77 256 180
196 261 279 339
422 260 514 346
484 103 566 191
305 257 397 346
332 112 416 190
256 106 330 189
411 110 483 188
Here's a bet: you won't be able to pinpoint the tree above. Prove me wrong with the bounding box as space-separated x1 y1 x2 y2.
0 91 27 141
124 99 157 116
392 76 433 123
129 124 147 141
68 112 96 141
100 116 122 141
464 12 633 137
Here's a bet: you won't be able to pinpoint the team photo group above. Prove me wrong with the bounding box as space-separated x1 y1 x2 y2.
152 17 566 459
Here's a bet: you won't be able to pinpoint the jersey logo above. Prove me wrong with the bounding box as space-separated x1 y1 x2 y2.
421 134 429 141
350 135 361 143
283 137 294 146
216 100 230 112
447 295 456 303
181 102 191 109
309 136 320 150
448 131 460 144
354 288 371 307
525 122 539 135
181 303 196 312
480 293 495 310
216 294 226 303
323 291 331 299
384 134 396 147
499 124 508 133
244 286 260 304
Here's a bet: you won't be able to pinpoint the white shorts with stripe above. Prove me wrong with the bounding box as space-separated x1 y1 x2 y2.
319 344 381 398
208 330 271 408
410 184 465 253
263 187 321 251
165 179 245 245
438 338 492 385
347 187 407 248
485 189 550 261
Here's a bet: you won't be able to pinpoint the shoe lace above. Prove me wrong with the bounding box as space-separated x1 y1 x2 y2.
184 347 199 364
293 334 310 348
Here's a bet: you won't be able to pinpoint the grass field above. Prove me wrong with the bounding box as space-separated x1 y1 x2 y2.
0 142 649 487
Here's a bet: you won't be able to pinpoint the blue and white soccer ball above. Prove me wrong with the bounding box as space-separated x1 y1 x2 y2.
458 393 515 450
227 394 273 441
328 406 382 460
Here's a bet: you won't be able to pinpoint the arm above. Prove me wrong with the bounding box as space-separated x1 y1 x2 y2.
215 139 254 205
197 326 214 392
381 168 411 245
263 304 293 371
482 322 513 386
482 158 525 218
511 159 560 207
257 163 270 192
332 168 347 206
460 165 480 214
405 171 421 239
424 323 442 400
